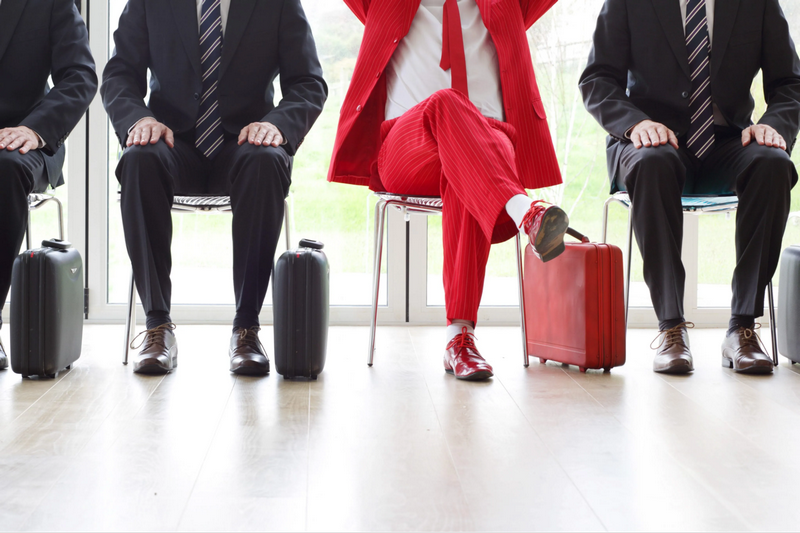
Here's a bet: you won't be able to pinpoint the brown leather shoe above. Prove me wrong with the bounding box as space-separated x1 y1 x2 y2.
722 326 774 374
131 323 178 375
521 200 570 263
230 327 269 376
651 323 694 374
443 328 493 381
0 337 7 370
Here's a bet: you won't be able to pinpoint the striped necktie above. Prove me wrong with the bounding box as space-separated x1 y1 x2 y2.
440 0 469 97
685 0 715 159
196 0 224 160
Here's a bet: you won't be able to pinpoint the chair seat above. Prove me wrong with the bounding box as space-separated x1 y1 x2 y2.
171 196 232 212
610 191 739 213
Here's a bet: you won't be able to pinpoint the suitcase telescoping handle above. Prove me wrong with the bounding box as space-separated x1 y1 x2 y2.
566 228 590 244
299 239 324 250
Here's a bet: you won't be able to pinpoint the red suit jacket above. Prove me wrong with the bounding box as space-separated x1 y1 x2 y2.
328 0 562 191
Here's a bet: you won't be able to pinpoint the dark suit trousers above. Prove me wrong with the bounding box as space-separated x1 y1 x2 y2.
116 136 291 329
0 149 49 329
615 127 797 322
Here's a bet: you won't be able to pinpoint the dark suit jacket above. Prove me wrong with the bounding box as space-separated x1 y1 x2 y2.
101 0 328 157
0 0 97 188
579 0 800 189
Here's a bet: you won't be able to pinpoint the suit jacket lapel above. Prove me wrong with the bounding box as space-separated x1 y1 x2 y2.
710 0 740 78
0 0 29 62
219 0 257 78
170 0 202 77
650 0 691 79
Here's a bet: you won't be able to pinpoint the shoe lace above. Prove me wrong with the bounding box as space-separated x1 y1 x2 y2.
650 322 694 350
734 323 768 352
130 323 176 351
519 200 550 231
235 327 266 355
446 327 478 355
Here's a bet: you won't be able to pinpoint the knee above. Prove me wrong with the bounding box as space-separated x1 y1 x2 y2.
425 89 475 113
0 150 34 191
745 146 797 192
623 145 684 193
117 143 173 186
231 144 291 194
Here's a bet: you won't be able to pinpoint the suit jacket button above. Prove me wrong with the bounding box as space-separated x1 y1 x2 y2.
194 93 200 100
681 91 689 99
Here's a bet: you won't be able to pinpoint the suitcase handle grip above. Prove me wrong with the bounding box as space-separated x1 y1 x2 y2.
299 239 324 250
566 228 590 244
42 239 72 250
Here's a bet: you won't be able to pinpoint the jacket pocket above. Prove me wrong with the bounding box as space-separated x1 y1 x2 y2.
532 98 547 120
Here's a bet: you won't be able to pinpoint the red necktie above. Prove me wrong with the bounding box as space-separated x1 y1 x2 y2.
440 0 469 97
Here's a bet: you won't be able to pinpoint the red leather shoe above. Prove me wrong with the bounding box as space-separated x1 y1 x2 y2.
444 328 494 381
521 200 569 263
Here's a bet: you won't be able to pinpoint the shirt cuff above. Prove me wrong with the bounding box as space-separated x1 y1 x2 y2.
29 129 46 149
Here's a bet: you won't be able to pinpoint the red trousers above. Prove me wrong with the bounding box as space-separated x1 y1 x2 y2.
377 89 527 324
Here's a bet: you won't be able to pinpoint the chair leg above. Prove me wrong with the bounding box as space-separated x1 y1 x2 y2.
768 280 778 366
368 200 388 366
624 206 634 325
515 233 529 367
601 196 613 244
123 270 136 365
284 198 291 250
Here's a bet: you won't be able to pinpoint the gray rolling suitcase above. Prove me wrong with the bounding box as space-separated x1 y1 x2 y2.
10 239 83 378
778 245 800 364
272 239 329 380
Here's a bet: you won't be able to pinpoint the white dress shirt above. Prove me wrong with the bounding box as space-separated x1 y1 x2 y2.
196 0 231 35
679 0 726 125
385 0 504 121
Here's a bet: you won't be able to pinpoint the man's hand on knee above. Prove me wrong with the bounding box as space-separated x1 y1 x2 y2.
630 120 679 150
126 118 175 148
0 126 41 154
238 122 284 147
742 125 787 151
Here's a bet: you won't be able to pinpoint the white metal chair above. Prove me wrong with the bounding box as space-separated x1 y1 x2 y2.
27 193 65 247
122 194 292 364
368 193 530 367
601 191 778 365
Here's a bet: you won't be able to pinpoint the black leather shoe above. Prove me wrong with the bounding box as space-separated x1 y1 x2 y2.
131 323 178 375
722 326 774 374
0 337 7 370
230 327 269 376
652 323 694 374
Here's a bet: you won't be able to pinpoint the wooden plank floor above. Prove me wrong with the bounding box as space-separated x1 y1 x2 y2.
1 324 799 531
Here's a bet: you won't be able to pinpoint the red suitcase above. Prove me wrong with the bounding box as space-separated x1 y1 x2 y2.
523 228 626 372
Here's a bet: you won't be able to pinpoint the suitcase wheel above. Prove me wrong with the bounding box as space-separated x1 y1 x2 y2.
45 374 56 379
66 365 71 371
579 367 587 373
603 368 611 373
310 375 318 380
538 358 547 365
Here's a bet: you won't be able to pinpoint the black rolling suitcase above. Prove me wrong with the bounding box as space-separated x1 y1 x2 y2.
273 239 329 379
779 245 800 364
10 240 83 378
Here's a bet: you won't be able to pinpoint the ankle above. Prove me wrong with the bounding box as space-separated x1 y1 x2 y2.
146 312 172 330
446 320 475 344
728 315 755 336
659 317 686 331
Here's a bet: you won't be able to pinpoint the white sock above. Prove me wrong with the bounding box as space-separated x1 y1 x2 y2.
505 194 534 230
447 320 475 344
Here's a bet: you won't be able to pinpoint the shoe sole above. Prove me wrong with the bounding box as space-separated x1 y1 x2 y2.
533 208 569 263
721 355 773 374
654 361 694 375
231 365 270 376
445 369 493 381
133 354 177 375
